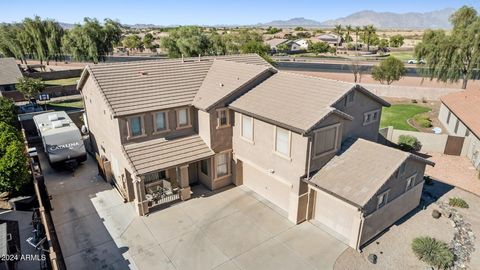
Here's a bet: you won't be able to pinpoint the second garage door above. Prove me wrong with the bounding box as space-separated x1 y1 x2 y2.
242 161 290 212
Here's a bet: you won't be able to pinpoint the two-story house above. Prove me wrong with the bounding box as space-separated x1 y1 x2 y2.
78 54 434 251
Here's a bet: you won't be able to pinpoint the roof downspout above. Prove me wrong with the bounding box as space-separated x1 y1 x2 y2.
355 211 365 251
306 137 312 180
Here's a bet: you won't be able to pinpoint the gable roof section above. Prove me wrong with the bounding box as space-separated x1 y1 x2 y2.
306 138 434 209
441 90 480 138
192 60 274 111
0 58 23 85
123 134 214 175
77 54 272 117
229 72 357 134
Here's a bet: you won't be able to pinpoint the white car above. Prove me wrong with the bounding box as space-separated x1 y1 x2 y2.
407 59 426 64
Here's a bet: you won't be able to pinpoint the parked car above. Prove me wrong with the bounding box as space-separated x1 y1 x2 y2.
407 59 426 64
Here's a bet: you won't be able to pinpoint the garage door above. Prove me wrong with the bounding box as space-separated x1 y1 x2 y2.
313 188 360 248
242 162 290 212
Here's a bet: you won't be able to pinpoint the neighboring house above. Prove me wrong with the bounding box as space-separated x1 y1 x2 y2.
78 54 434 251
265 38 289 51
0 58 23 92
316 34 343 46
294 38 309 50
265 39 303 53
439 90 480 170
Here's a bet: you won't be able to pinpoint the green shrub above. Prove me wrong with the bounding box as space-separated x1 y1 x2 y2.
0 97 17 126
398 135 422 151
0 122 29 192
413 113 432 128
411 236 454 269
449 197 469 208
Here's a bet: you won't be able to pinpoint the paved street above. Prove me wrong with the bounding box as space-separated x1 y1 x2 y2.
41 154 347 270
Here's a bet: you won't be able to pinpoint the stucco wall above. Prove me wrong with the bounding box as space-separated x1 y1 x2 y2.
362 158 426 216
334 88 383 142
361 182 423 247
197 110 211 147
312 187 362 248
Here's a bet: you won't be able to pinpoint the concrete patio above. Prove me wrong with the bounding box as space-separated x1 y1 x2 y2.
42 154 347 270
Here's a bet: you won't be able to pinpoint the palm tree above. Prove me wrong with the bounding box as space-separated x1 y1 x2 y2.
345 25 353 54
354 26 361 53
333 24 343 53
363 25 376 52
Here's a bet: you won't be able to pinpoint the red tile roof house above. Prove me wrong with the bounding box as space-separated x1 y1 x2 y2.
77 54 434 250
439 90 480 170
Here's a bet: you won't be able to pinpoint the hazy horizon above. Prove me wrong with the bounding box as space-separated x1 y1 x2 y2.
1 0 478 26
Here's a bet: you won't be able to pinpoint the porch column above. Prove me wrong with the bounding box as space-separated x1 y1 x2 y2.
133 176 149 216
178 165 191 201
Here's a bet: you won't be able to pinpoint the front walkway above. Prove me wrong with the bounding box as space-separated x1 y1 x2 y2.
41 153 347 269
425 153 480 196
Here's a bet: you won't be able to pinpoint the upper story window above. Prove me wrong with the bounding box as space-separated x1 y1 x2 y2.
127 116 145 138
176 108 191 129
241 115 254 142
274 126 291 158
454 119 460 134
313 124 340 158
363 109 380 126
377 190 389 210
344 91 355 107
446 111 451 124
217 108 230 128
405 173 417 191
154 111 169 133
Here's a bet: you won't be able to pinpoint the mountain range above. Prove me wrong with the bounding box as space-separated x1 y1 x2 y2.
259 8 456 29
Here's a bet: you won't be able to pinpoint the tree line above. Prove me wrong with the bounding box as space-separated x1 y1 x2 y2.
0 16 122 64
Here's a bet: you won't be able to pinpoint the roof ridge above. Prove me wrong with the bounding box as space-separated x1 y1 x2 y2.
277 70 356 86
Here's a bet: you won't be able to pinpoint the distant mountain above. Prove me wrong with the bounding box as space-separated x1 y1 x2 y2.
258 17 322 27
259 8 455 29
59 22 75 29
321 8 455 29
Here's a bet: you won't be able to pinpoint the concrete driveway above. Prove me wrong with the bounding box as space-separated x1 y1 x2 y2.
42 154 347 270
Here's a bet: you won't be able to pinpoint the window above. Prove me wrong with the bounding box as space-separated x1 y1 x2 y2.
128 116 143 137
215 153 229 178
454 120 460 134
465 129 470 137
377 191 389 210
241 115 253 142
154 111 168 132
314 124 339 158
363 110 380 125
177 108 190 128
144 170 167 184
200 159 209 176
344 91 355 107
446 111 451 124
395 162 407 178
406 174 417 191
275 126 291 157
217 108 229 128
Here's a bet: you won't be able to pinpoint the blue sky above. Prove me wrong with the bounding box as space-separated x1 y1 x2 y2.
1 0 479 25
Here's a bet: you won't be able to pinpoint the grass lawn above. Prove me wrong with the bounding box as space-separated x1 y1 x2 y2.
46 99 84 111
44 77 80 86
388 51 415 62
380 104 431 131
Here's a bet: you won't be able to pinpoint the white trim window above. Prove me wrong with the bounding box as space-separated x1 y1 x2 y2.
363 109 381 126
217 108 230 128
274 126 291 158
241 114 254 142
377 190 389 210
154 111 169 133
127 115 145 138
395 162 407 178
176 107 191 129
313 124 340 158
215 152 230 178
405 173 417 191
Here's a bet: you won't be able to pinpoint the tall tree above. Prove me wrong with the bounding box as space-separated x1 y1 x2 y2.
16 77 45 100
362 25 376 51
389 34 405 48
160 26 211 57
332 25 343 52
415 6 480 89
123 35 143 51
371 56 406 85
354 26 361 52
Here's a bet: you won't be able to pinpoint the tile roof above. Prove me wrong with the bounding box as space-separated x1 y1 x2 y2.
229 72 358 134
307 138 434 208
79 54 271 117
123 134 214 175
264 38 288 47
441 90 480 138
0 58 23 85
192 60 274 111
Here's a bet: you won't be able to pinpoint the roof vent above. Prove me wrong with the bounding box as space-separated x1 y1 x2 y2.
48 114 58 122
51 120 64 129
139 71 148 76
219 83 224 87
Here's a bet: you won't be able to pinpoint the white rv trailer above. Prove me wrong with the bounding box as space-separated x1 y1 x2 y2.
33 111 87 164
